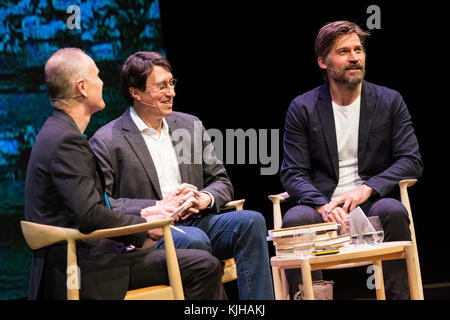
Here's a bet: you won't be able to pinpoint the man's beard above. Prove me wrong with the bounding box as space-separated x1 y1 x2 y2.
329 63 365 88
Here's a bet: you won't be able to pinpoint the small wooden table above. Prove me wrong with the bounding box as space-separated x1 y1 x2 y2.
270 241 423 300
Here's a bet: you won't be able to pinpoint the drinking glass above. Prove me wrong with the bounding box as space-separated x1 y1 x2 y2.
361 216 384 245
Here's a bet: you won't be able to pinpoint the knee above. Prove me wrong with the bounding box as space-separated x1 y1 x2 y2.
175 228 212 253
233 210 267 233
243 210 266 227
187 235 212 252
196 250 223 274
282 205 321 228
370 198 409 225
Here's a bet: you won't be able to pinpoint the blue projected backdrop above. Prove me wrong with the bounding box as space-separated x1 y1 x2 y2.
0 0 164 299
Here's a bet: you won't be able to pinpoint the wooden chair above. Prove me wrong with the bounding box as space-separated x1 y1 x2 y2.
21 218 184 300
220 199 246 283
268 179 423 300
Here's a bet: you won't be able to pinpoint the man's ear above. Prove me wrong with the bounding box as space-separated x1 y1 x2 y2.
129 87 141 101
317 56 327 70
75 78 87 98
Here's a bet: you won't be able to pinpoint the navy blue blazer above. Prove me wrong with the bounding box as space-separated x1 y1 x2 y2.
280 81 423 207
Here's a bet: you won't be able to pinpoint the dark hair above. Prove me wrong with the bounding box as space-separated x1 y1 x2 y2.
119 51 172 105
314 21 370 78
315 21 370 59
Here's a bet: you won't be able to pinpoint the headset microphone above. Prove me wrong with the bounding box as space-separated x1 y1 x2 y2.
139 100 156 107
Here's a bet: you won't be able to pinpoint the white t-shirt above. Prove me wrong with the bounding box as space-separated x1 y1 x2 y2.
331 95 364 198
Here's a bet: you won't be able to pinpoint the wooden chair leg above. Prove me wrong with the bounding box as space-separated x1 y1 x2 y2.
272 266 285 300
280 269 290 300
66 239 80 300
163 225 184 300
405 245 424 300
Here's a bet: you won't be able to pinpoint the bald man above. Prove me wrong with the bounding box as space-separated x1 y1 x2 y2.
24 48 227 300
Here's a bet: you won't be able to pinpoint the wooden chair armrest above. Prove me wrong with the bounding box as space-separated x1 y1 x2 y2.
21 218 173 250
268 192 290 230
268 192 290 204
399 179 417 191
222 199 246 211
81 219 173 240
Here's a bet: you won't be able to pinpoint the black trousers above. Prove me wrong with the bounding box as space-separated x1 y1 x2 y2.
282 197 411 300
128 247 228 300
36 241 227 300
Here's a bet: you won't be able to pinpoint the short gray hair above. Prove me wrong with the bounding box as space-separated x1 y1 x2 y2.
44 48 87 101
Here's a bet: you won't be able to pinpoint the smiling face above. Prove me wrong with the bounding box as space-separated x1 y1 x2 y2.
318 32 366 87
132 65 175 118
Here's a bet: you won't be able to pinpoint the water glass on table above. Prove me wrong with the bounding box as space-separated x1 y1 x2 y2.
361 216 384 245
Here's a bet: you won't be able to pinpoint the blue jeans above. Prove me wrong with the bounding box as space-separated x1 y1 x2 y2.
155 210 274 300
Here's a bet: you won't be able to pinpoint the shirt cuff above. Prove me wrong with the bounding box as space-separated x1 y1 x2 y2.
202 191 215 209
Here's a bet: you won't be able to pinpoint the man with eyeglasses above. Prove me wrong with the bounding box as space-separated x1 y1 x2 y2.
90 51 274 300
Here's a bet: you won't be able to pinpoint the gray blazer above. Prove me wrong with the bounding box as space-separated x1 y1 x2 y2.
89 108 234 222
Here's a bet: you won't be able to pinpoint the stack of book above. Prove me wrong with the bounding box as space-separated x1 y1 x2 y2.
267 222 350 258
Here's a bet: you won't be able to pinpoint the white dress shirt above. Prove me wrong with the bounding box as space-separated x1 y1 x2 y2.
130 107 181 199
129 107 215 207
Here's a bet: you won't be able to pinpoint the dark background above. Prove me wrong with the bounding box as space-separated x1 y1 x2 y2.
0 0 448 299
158 0 450 288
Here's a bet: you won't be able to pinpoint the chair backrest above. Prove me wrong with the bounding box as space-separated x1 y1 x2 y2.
399 179 418 246
21 219 184 300
398 179 423 297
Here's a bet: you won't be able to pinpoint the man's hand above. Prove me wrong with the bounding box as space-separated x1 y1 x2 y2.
316 204 347 224
193 192 212 211
325 184 375 215
157 183 200 219
140 205 176 241
179 191 212 220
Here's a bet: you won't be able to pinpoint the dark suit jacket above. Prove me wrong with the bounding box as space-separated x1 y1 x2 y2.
89 109 234 224
24 109 147 299
280 81 423 206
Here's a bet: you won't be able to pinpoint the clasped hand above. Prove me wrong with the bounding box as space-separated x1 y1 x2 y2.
140 183 212 240
316 184 375 233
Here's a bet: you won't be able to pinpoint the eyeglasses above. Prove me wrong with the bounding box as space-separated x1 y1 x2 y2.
150 78 177 94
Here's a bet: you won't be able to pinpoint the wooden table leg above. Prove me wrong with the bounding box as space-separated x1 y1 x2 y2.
281 269 290 300
272 266 286 300
405 245 424 300
373 261 386 300
300 259 314 300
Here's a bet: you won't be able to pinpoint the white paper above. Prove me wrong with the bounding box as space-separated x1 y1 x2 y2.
348 206 375 235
